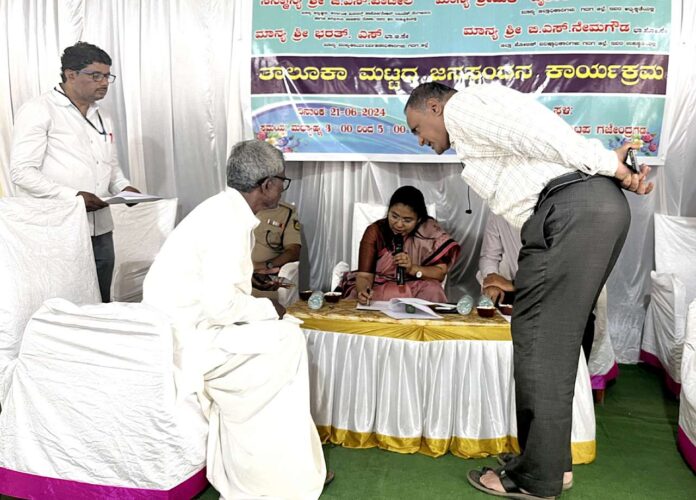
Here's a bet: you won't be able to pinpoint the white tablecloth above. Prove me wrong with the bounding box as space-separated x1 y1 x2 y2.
295 303 595 463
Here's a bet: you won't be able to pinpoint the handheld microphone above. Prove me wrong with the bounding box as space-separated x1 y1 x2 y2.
465 186 472 214
461 162 473 215
393 234 405 285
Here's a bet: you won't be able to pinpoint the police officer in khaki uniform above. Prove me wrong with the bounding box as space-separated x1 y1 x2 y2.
251 201 301 301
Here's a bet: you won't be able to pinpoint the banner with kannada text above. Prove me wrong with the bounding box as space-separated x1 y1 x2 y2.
251 0 676 162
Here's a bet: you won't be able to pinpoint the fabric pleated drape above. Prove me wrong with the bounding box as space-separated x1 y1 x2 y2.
302 328 596 464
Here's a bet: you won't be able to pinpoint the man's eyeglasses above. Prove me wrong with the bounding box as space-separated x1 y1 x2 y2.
78 70 117 83
258 175 291 192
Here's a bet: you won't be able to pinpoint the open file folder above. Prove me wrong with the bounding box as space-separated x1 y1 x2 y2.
357 297 447 320
105 191 162 204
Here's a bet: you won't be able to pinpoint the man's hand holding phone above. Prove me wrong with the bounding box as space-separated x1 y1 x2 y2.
614 142 653 195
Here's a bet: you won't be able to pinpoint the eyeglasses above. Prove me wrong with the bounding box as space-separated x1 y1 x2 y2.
258 175 291 192
78 70 117 83
388 210 416 225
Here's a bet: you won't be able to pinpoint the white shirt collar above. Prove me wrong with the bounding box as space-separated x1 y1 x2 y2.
223 187 261 230
51 85 100 116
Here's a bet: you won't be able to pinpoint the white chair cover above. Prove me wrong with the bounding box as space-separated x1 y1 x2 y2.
331 261 351 292
110 198 178 302
588 286 618 387
678 299 696 471
641 214 696 394
278 260 299 306
654 214 696 299
643 272 688 387
0 298 208 498
0 198 99 401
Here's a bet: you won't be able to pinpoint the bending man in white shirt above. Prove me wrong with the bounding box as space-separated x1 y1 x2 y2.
405 82 653 499
143 139 327 499
10 42 140 302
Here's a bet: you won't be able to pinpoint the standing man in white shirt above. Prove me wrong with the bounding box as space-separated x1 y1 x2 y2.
10 42 139 302
143 140 329 499
405 82 653 499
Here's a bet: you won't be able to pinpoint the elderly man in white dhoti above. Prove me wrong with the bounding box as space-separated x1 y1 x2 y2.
143 140 328 499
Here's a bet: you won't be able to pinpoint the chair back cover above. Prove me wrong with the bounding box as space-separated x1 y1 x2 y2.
678 299 696 471
110 198 178 302
0 198 99 400
654 214 696 301
643 271 688 385
0 298 207 493
278 261 300 306
587 286 617 380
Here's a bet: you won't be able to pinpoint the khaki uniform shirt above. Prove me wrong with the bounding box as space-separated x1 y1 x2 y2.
251 202 301 301
252 202 301 265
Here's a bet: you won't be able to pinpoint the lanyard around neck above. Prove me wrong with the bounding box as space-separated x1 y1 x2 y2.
55 87 107 138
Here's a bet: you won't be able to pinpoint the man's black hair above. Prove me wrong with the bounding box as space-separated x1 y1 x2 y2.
60 42 112 82
404 82 456 113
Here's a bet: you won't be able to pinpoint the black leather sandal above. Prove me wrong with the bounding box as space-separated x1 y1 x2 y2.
467 467 555 500
495 455 572 490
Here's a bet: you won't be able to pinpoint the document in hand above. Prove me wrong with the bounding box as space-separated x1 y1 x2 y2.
357 297 445 320
105 191 163 204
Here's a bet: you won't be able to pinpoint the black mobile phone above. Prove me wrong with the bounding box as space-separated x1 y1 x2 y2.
626 148 640 174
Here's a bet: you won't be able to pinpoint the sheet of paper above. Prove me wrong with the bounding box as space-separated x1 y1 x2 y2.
383 309 443 320
390 298 442 318
356 301 390 311
356 298 444 319
105 191 163 204
388 297 450 308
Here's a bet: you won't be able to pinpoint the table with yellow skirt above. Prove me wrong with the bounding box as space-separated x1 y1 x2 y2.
288 299 596 464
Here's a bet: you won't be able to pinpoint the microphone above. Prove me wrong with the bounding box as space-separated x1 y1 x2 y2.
461 162 473 215
393 234 405 285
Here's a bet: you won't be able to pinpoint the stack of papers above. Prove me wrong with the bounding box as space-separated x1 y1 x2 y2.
105 191 162 204
357 297 449 320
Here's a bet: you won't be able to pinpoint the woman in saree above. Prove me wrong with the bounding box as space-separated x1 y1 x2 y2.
341 186 460 304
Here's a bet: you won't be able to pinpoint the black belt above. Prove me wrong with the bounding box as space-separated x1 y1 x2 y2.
535 171 592 212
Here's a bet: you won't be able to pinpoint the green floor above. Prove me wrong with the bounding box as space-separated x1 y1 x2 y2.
197 364 694 499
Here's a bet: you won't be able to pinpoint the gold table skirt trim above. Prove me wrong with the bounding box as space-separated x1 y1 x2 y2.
290 300 512 341
317 425 596 465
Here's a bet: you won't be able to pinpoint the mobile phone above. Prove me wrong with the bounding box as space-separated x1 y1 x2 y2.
626 148 640 174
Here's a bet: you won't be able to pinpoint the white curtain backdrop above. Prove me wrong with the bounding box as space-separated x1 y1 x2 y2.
1 0 694 362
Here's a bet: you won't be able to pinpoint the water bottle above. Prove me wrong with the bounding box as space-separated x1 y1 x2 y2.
308 291 325 310
478 295 494 308
456 294 474 315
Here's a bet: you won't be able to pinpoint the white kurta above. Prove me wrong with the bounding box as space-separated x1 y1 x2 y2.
143 188 325 500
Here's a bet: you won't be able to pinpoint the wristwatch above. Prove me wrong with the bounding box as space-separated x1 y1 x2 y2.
265 261 275 270
415 267 423 279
